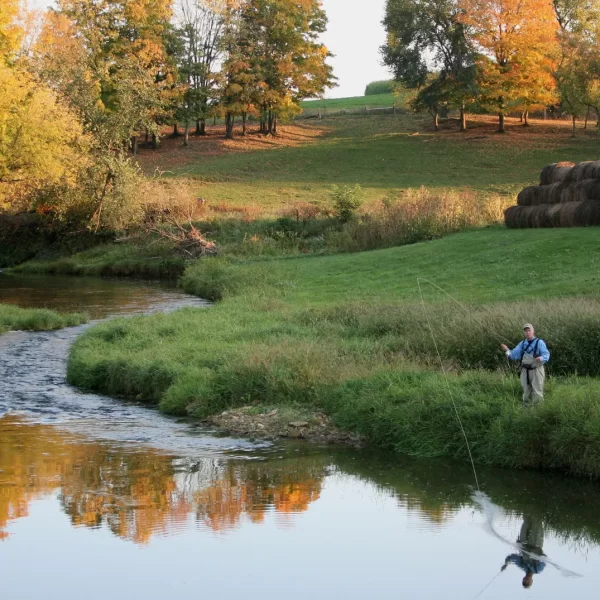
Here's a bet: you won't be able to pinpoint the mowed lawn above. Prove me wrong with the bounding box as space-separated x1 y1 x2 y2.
148 113 600 211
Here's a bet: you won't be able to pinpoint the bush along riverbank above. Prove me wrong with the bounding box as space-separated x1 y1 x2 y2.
68 227 600 478
0 304 87 334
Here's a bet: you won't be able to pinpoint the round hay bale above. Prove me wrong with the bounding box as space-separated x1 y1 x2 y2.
575 200 600 226
547 203 563 227
545 182 569 204
504 205 521 228
570 161 593 182
517 186 540 206
558 201 582 227
582 179 600 200
561 179 600 203
532 204 553 227
505 205 534 228
540 161 576 185
582 160 600 180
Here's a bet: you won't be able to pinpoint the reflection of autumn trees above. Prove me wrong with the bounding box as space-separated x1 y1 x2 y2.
0 416 326 543
193 462 324 532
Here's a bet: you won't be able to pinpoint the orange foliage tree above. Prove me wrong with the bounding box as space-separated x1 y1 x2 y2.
459 0 559 132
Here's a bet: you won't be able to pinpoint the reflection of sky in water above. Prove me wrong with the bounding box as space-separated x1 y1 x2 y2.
3 472 600 600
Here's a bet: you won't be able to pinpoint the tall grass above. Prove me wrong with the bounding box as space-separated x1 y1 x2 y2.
0 304 87 334
334 188 511 251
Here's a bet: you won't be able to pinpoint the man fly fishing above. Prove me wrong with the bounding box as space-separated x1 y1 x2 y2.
500 324 550 406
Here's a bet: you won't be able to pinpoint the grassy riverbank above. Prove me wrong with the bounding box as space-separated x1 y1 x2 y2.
68 227 600 477
0 304 87 334
10 242 186 279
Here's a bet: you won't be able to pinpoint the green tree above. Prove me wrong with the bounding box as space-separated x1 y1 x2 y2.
381 0 476 131
237 0 335 136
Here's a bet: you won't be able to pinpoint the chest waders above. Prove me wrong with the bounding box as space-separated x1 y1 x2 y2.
520 338 544 405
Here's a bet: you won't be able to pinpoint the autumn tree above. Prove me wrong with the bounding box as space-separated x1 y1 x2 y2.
0 0 22 61
42 0 179 150
0 2 88 212
227 0 334 137
459 0 558 133
553 0 600 131
382 0 476 131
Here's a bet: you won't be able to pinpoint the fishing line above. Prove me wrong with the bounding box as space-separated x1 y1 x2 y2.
471 569 504 600
416 277 513 346
417 278 481 491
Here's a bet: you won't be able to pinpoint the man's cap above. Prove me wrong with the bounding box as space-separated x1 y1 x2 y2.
523 323 534 330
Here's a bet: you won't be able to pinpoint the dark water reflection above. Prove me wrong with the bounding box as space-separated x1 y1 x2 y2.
2 274 600 599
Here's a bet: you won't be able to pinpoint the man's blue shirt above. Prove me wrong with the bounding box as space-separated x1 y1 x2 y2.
508 338 550 363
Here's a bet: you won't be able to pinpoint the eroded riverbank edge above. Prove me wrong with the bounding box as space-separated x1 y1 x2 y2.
203 404 363 446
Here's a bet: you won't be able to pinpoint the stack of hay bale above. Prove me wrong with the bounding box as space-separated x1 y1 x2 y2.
505 161 600 228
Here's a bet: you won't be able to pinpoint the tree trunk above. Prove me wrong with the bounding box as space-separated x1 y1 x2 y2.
145 129 150 147
572 114 576 136
520 111 524 123
523 110 530 127
225 113 234 139
200 119 206 136
196 120 202 135
242 112 247 136
433 110 439 131
172 123 180 137
184 121 190 147
460 105 467 131
584 106 590 130
131 136 138 156
498 112 505 133
151 133 158 149
267 110 274 135
272 115 278 135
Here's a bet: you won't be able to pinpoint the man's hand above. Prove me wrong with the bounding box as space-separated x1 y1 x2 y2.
500 564 508 572
536 356 543 363
500 344 509 352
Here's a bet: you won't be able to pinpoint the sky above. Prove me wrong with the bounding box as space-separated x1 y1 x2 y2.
319 0 391 98
30 0 392 99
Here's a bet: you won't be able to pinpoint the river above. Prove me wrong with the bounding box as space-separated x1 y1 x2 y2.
1 273 599 599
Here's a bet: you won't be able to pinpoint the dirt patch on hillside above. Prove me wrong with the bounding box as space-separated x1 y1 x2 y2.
136 123 328 174
204 405 363 446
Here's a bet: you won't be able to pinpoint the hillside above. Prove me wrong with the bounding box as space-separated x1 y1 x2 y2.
136 113 600 212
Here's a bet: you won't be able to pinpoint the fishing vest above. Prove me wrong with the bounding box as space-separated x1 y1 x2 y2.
521 338 542 370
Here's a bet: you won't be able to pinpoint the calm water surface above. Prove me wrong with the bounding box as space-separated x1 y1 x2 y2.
1 274 600 599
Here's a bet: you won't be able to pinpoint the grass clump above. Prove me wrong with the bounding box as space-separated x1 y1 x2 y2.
0 304 87 334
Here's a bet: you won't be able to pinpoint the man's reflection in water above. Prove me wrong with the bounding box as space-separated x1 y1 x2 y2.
501 516 546 588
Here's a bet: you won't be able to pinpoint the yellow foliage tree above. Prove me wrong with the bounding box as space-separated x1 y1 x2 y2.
0 0 22 61
0 62 88 210
459 0 559 132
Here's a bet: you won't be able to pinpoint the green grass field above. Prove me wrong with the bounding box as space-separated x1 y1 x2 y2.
168 114 600 211
301 93 398 110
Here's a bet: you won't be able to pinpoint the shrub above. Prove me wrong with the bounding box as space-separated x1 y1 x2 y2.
365 80 396 96
331 184 364 223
